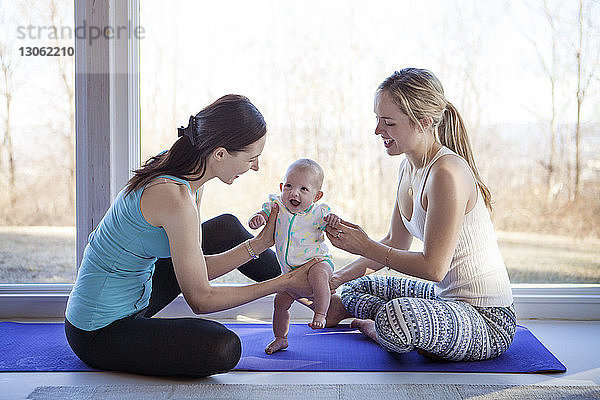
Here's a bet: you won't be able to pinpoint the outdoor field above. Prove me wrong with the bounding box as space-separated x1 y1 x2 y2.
1 226 598 284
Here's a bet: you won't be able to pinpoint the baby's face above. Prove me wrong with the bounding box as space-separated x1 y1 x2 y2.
280 168 322 213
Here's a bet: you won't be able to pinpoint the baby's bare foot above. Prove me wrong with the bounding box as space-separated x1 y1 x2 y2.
350 318 380 344
308 313 327 329
265 337 288 355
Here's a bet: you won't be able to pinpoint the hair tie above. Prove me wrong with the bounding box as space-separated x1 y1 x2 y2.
177 115 198 146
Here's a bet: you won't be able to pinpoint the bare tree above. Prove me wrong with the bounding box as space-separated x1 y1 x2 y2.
529 0 566 203
572 0 599 200
0 42 17 212
48 0 75 208
435 0 492 140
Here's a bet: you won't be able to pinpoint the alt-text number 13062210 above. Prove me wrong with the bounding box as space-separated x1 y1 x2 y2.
19 47 74 56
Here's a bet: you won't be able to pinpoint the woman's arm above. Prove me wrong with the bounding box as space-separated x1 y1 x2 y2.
328 157 474 282
157 186 309 314
326 196 413 289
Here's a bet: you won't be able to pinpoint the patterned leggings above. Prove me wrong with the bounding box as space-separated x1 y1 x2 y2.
341 276 516 361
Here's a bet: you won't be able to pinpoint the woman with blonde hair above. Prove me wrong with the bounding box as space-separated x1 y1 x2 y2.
324 68 515 361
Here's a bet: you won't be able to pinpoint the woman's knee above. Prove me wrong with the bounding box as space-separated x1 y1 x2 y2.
211 213 244 232
341 275 380 301
193 323 242 376
213 328 242 372
201 214 251 254
341 276 364 295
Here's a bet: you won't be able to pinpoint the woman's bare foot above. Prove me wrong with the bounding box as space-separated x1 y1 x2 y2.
350 318 380 344
308 312 327 329
265 337 288 355
324 295 352 328
417 349 443 361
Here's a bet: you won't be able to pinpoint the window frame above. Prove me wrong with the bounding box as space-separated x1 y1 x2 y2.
1 284 599 320
75 0 140 268
0 0 598 321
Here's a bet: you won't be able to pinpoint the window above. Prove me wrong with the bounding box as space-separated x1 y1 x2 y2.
0 0 76 284
2 0 597 287
140 0 599 285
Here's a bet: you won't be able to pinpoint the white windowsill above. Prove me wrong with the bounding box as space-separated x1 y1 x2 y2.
1 283 599 321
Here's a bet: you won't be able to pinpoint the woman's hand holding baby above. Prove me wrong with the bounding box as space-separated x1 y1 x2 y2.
282 258 325 298
251 205 279 253
326 219 373 256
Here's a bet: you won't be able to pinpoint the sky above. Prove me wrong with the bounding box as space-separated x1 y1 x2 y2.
1 0 598 136
137 0 599 127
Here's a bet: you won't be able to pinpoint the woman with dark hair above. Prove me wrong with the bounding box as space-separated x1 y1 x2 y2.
65 94 315 377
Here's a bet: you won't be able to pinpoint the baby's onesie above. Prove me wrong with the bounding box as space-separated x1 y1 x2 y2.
262 194 334 273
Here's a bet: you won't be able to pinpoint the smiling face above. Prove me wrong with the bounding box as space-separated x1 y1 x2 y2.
279 166 323 213
374 90 420 156
213 135 266 185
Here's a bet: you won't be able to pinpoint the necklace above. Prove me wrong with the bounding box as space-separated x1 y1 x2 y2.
407 165 418 197
407 145 436 197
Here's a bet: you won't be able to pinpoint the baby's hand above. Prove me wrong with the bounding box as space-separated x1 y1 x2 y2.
249 214 267 230
324 213 341 228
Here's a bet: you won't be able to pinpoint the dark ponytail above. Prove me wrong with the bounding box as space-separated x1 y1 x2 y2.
125 94 266 196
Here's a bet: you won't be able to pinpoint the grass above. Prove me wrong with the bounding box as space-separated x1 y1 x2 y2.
0 226 598 284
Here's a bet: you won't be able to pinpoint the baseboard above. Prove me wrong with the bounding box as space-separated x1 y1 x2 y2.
510 284 600 320
1 283 599 320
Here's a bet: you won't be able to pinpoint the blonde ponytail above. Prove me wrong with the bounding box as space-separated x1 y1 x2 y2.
439 102 492 210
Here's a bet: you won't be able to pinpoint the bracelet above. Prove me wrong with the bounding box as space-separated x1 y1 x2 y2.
384 246 393 267
245 240 259 260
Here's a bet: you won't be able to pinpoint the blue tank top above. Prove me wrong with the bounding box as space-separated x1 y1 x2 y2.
66 175 198 331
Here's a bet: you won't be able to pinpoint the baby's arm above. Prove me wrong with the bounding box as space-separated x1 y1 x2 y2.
324 213 341 229
248 210 268 230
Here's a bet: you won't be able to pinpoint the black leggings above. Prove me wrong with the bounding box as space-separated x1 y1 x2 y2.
65 214 281 377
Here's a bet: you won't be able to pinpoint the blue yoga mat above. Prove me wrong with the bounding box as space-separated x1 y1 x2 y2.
0 322 565 373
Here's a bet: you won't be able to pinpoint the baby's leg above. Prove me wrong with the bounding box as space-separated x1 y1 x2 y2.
307 261 334 329
265 291 295 355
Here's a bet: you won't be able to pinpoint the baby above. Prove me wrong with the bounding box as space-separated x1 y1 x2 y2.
249 158 340 355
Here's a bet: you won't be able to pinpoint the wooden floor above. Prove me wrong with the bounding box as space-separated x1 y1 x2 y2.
2 320 599 399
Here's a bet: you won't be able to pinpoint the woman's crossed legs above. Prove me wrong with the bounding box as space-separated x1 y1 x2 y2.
341 275 516 361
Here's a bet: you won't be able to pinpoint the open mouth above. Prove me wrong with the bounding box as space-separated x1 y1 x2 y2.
383 138 395 148
289 199 301 207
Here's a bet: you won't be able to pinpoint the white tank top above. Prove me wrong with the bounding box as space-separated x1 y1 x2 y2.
399 146 513 307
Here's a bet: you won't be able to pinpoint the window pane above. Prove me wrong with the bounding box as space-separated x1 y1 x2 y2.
0 0 76 283
141 0 599 284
